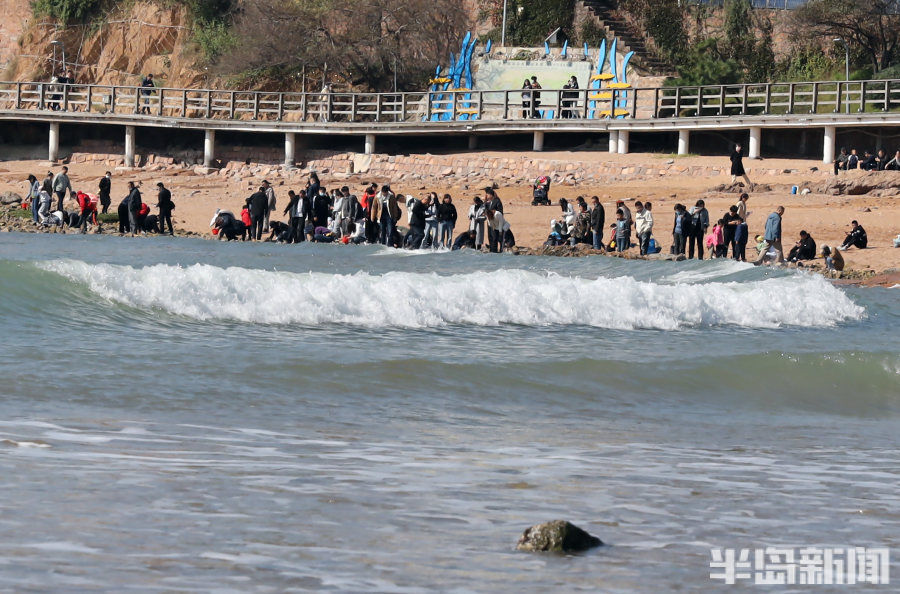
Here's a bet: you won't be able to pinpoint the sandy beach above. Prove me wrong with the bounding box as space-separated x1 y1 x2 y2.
2 150 897 275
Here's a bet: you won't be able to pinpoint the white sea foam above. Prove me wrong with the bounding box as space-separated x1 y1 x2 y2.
41 260 865 330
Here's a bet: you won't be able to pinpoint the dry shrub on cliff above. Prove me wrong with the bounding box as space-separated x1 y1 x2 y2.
216 0 469 91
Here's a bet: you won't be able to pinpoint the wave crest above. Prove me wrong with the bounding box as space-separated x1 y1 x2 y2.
40 261 865 329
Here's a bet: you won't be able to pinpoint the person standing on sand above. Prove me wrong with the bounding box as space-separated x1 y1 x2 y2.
246 186 268 241
484 187 503 252
26 174 41 223
98 171 111 214
126 181 142 236
407 194 429 249
486 208 511 253
754 206 785 265
672 204 687 255
262 180 276 233
52 166 73 212
687 199 709 260
41 171 53 197
615 209 629 252
730 143 752 188
378 185 401 246
156 182 174 235
468 196 486 249
590 196 605 251
634 200 653 255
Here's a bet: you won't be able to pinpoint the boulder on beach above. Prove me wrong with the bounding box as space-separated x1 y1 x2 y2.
516 520 603 553
0 192 23 205
819 171 900 196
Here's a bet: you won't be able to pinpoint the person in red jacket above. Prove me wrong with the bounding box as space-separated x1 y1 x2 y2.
75 191 99 233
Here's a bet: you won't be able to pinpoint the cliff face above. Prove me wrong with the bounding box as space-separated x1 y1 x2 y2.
2 2 206 88
0 0 31 74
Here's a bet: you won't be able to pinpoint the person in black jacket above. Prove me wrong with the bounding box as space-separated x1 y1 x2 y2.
840 220 868 250
126 181 142 236
98 171 111 214
407 195 430 249
730 143 752 188
312 189 330 229
156 182 174 235
435 194 458 248
117 194 131 234
590 196 605 250
483 187 503 253
246 187 268 240
787 230 817 262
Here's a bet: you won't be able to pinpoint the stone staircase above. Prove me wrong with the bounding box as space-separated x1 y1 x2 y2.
581 0 675 75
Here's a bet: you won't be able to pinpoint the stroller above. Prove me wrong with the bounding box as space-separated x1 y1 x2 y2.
531 175 551 206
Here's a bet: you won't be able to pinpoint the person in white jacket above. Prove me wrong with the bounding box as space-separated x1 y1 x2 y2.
634 200 654 255
467 196 486 249
485 208 511 253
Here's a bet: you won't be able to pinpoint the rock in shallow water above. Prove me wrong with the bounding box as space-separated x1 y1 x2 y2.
516 520 603 552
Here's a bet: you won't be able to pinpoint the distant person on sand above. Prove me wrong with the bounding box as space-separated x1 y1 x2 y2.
615 209 629 252
634 200 653 255
26 174 41 223
486 207 512 253
468 196 485 249
156 182 174 235
590 196 605 251
687 199 709 260
262 180 276 233
730 143 751 188
484 187 503 252
672 204 687 255
98 171 111 214
840 220 868 250
754 205 785 265
140 74 155 115
126 181 142 236
52 166 73 212
246 186 268 240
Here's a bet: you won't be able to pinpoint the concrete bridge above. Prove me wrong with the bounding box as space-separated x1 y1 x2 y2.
2 78 900 167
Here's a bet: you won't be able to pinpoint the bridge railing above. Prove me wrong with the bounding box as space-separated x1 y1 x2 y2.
0 81 636 123
3 79 900 124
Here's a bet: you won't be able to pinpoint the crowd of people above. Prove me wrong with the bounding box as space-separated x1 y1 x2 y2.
22 167 175 236
210 173 516 252
542 189 870 269
833 147 900 175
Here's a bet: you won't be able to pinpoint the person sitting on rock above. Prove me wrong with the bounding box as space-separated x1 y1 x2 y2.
787 230 817 262
840 220 868 250
861 150 879 171
822 245 845 271
833 147 850 175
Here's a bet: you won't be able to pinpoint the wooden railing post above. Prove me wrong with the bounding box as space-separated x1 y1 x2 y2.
158 88 164 116
350 94 357 122
788 83 795 114
401 92 408 120
451 90 457 120
229 91 236 119
110 86 116 114
764 83 772 114
696 86 703 115
278 93 284 121
39 83 45 110
134 85 140 114
253 92 260 120
835 82 842 113
885 81 891 112
63 83 69 111
477 90 484 120
860 81 867 112
85 84 92 113
811 82 819 114
206 90 212 118
302 93 309 121
718 85 725 115
674 86 681 116
426 91 433 121
181 89 187 117
503 90 509 120
15 82 22 109
653 87 659 118
630 88 637 118
376 93 383 121
583 89 590 119
741 85 748 115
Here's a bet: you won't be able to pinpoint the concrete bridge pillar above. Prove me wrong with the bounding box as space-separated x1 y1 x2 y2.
608 130 618 154
748 126 761 159
203 129 216 168
284 132 296 168
532 131 545 152
124 125 136 168
364 134 376 155
48 122 60 162
468 135 478 150
677 130 690 155
617 130 630 155
823 126 836 164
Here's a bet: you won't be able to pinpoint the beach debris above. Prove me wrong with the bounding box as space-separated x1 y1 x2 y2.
516 520 603 553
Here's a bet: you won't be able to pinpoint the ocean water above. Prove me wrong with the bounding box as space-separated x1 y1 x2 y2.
0 232 898 592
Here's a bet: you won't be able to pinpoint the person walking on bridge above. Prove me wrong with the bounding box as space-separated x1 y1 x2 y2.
140 74 155 115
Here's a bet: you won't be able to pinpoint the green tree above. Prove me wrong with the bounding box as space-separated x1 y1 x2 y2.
505 0 576 46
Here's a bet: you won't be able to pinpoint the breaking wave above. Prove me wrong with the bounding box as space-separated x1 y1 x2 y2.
39 260 865 329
